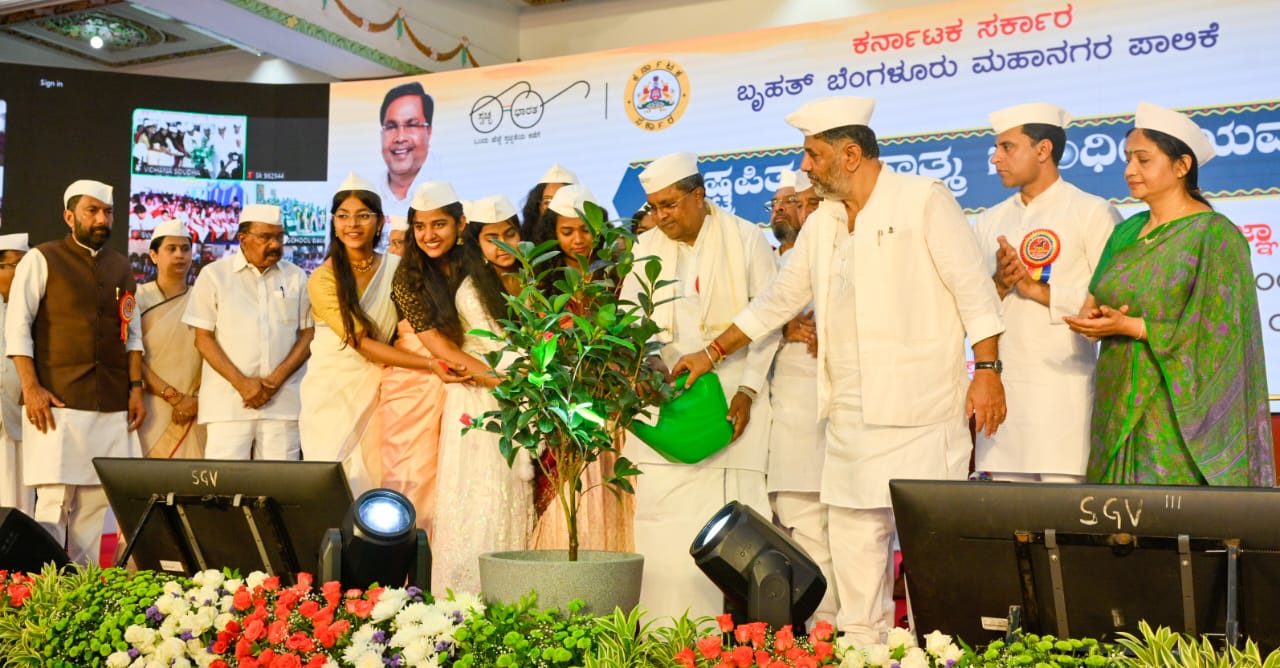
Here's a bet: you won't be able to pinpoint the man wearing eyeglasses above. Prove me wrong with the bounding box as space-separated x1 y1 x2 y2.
620 151 780 622
378 82 434 214
767 171 802 254
5 181 144 565
183 204 313 462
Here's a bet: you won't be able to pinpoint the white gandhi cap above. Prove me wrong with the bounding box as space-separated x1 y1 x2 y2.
336 171 379 196
239 204 282 226
989 102 1072 134
785 97 876 136
63 179 113 208
411 181 460 212
1134 101 1216 166
467 195 518 224
0 233 29 252
547 184 600 219
151 219 190 240
538 163 579 185
388 215 410 232
638 152 699 194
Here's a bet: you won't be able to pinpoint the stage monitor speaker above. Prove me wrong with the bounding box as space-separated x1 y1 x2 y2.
0 507 69 573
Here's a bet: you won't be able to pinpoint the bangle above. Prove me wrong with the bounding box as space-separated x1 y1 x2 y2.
736 385 758 401
703 348 719 367
710 339 727 360
1138 319 1147 342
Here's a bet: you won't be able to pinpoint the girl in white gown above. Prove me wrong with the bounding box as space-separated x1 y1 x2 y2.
428 195 534 596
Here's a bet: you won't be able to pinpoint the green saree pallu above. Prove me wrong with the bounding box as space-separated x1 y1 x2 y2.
1088 210 1275 486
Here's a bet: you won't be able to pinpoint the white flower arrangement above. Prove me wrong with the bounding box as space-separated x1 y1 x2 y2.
838 628 965 668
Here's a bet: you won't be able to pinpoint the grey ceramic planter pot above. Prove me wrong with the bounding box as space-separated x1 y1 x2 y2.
478 549 644 616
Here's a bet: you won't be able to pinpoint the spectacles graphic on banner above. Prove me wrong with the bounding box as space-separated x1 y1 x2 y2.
469 80 590 134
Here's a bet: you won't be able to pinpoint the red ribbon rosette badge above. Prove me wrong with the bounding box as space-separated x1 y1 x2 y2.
1019 229 1061 268
118 291 136 342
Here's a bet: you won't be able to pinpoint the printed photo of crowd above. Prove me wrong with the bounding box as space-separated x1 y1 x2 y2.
132 108 246 180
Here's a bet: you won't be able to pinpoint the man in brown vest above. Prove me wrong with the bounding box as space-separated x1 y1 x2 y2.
3 179 144 565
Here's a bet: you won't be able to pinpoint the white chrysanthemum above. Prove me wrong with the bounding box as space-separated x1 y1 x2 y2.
899 646 929 668
354 651 385 668
448 592 484 614
863 643 891 667
372 588 410 622
163 581 185 595
214 612 234 629
839 649 866 668
185 638 210 658
171 657 193 668
940 643 964 664
395 601 434 625
198 570 225 588
398 637 434 665
125 625 158 647
106 651 133 668
246 571 268 590
218 594 235 612
923 630 952 656
886 627 915 650
154 636 188 664
420 612 456 638
351 624 379 646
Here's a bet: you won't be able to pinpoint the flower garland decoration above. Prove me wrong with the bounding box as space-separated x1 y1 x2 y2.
322 0 478 67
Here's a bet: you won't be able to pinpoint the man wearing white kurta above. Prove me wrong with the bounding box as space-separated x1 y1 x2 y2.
6 180 145 565
674 97 1007 644
183 204 313 461
974 103 1122 482
621 152 780 621
765 170 838 625
0 234 33 516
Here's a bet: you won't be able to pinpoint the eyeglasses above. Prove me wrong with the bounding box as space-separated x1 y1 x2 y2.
381 120 430 134
764 195 799 213
334 212 379 225
389 239 405 250
645 188 698 216
243 231 287 243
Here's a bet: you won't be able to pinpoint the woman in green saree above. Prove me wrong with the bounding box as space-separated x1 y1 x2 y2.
1064 103 1274 486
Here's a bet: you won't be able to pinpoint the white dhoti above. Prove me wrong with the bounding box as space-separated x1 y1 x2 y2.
20 407 139 566
634 464 768 622
205 420 301 461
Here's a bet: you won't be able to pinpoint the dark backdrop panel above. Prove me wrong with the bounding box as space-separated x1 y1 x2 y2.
0 62 328 252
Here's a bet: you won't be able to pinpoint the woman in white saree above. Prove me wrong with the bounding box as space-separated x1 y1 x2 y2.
138 219 205 459
300 173 438 496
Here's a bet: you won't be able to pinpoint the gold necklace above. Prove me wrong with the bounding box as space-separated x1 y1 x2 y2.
351 254 376 273
1142 202 1191 245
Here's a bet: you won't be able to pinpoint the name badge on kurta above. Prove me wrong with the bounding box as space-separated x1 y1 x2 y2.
118 292 136 342
1020 229 1061 284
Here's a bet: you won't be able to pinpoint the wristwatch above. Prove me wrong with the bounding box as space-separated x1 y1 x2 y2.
973 360 1003 374
129 379 144 390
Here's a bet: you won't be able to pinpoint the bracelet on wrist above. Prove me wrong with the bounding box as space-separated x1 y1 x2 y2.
737 385 758 401
703 348 719 367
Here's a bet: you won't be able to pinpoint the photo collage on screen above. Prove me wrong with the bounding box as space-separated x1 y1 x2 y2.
128 108 329 284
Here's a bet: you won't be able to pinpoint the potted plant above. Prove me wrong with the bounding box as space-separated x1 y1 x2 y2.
468 201 672 614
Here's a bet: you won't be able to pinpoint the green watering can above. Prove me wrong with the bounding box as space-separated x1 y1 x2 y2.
630 372 733 464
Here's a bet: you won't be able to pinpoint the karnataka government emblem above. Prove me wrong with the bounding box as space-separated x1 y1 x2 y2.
624 59 690 131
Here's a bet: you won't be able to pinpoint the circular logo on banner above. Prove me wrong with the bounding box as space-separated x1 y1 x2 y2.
1020 229 1061 267
625 60 690 131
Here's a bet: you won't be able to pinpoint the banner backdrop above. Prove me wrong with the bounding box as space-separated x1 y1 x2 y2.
322 0 1279 400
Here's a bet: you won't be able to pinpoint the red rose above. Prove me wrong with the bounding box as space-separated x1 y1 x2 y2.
755 650 772 666
271 651 303 668
240 659 260 668
296 572 313 589
235 638 253 658
460 413 473 427
729 645 753 667
674 648 696 668
774 625 794 652
243 618 266 642
306 656 328 668
298 600 320 619
267 619 290 645
262 576 281 591
716 613 734 633
813 640 833 661
258 649 277 664
233 588 253 611
793 656 818 668
211 661 229 668
285 632 315 654
329 619 350 636
212 640 229 655
809 620 834 643
697 635 722 660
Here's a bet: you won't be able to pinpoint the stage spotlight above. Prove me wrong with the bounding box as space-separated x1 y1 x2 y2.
0 508 69 573
690 501 827 630
319 489 430 591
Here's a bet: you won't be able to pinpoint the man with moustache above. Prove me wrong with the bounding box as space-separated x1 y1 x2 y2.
184 204 312 462
378 82 434 213
974 103 1121 482
673 97 1005 643
5 180 145 565
768 170 802 254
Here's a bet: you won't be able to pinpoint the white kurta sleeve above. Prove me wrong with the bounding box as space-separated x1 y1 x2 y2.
734 214 818 342
739 223 781 393
182 268 219 332
920 182 1005 344
4 250 48 359
125 305 143 352
296 268 315 329
1047 200 1122 322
